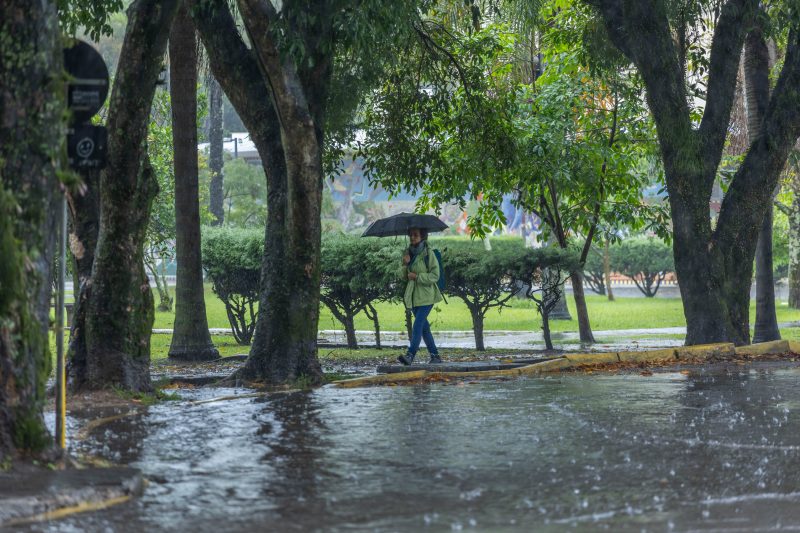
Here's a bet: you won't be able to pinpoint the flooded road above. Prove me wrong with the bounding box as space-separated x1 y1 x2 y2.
26 365 800 531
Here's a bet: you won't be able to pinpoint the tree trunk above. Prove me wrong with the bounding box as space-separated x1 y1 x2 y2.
192 0 325 385
168 3 220 361
541 312 553 351
746 23 780 343
468 305 485 351
789 195 800 308
405 308 413 340
604 238 615 301
570 271 595 343
343 315 358 350
79 0 180 391
364 303 381 348
66 169 100 389
208 76 224 226
0 0 62 457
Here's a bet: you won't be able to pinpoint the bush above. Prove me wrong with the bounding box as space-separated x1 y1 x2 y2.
320 234 397 348
201 227 263 344
507 246 579 350
610 237 673 297
433 238 526 350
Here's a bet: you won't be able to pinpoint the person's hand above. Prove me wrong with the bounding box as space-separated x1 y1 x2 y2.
403 254 411 265
408 272 418 281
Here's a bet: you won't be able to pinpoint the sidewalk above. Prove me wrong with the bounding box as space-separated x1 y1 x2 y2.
0 466 142 527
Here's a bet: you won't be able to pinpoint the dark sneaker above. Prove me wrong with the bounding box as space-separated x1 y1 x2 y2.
428 355 443 364
397 354 414 366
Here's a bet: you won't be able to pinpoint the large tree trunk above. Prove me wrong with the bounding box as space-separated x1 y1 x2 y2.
168 3 220 361
590 0 800 345
570 271 595 343
191 0 323 384
78 0 179 391
0 0 62 457
746 23 780 343
208 76 225 226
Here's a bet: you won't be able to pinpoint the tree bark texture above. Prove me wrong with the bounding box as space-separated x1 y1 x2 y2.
66 169 100 389
789 193 800 308
468 306 485 351
191 0 325 384
569 271 596 343
604 238 615 301
79 0 179 390
0 0 62 457
208 76 225 225
168 3 220 361
588 0 800 345
745 22 780 343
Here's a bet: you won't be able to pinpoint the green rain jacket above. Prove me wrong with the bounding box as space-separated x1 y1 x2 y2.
400 242 443 309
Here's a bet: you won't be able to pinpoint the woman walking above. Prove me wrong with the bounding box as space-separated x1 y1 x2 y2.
397 227 442 365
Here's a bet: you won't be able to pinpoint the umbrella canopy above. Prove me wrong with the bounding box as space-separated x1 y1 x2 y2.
361 212 448 237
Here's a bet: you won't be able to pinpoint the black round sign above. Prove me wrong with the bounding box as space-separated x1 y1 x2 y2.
64 40 109 124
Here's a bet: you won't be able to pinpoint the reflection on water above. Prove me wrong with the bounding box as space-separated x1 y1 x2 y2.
26 367 800 532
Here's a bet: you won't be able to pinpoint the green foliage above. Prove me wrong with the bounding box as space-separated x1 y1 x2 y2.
219 158 267 228
58 0 125 41
582 244 606 295
610 237 674 297
773 206 789 279
321 234 398 348
201 227 263 344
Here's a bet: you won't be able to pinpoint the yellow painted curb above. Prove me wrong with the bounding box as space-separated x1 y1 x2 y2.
675 342 735 360
517 358 573 375
431 368 523 379
565 353 620 365
617 348 677 363
7 495 132 526
334 370 428 388
788 341 800 354
734 340 791 356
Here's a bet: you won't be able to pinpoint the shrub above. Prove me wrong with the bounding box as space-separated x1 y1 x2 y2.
201 227 263 344
582 245 606 295
320 234 397 349
610 237 673 297
433 238 526 351
508 246 579 350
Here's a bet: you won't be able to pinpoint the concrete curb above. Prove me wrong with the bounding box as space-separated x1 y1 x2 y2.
0 467 143 527
332 341 794 388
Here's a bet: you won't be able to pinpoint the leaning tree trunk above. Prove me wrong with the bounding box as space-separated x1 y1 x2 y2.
168 3 220 361
746 24 780 343
208 76 225 226
80 0 180 391
570 271 596 343
604 238 615 301
364 303 381 348
190 0 322 382
0 0 62 457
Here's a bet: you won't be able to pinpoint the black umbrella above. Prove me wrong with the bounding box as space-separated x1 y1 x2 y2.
361 212 448 237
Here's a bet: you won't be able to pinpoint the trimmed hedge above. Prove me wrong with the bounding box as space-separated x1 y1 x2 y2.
610 237 673 297
201 227 263 344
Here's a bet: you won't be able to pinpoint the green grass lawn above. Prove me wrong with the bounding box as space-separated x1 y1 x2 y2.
152 285 800 334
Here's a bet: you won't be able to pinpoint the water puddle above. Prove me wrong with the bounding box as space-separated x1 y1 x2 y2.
26 366 800 531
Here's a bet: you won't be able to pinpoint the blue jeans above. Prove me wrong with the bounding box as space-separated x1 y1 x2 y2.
407 305 438 358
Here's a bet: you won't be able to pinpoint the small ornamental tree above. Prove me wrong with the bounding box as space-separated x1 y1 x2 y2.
320 235 393 349
201 227 263 345
510 247 579 350
438 238 525 351
611 237 674 297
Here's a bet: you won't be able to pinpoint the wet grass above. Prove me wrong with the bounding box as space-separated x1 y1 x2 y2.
150 285 800 333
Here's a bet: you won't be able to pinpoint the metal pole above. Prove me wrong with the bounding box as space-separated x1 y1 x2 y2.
55 194 67 450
